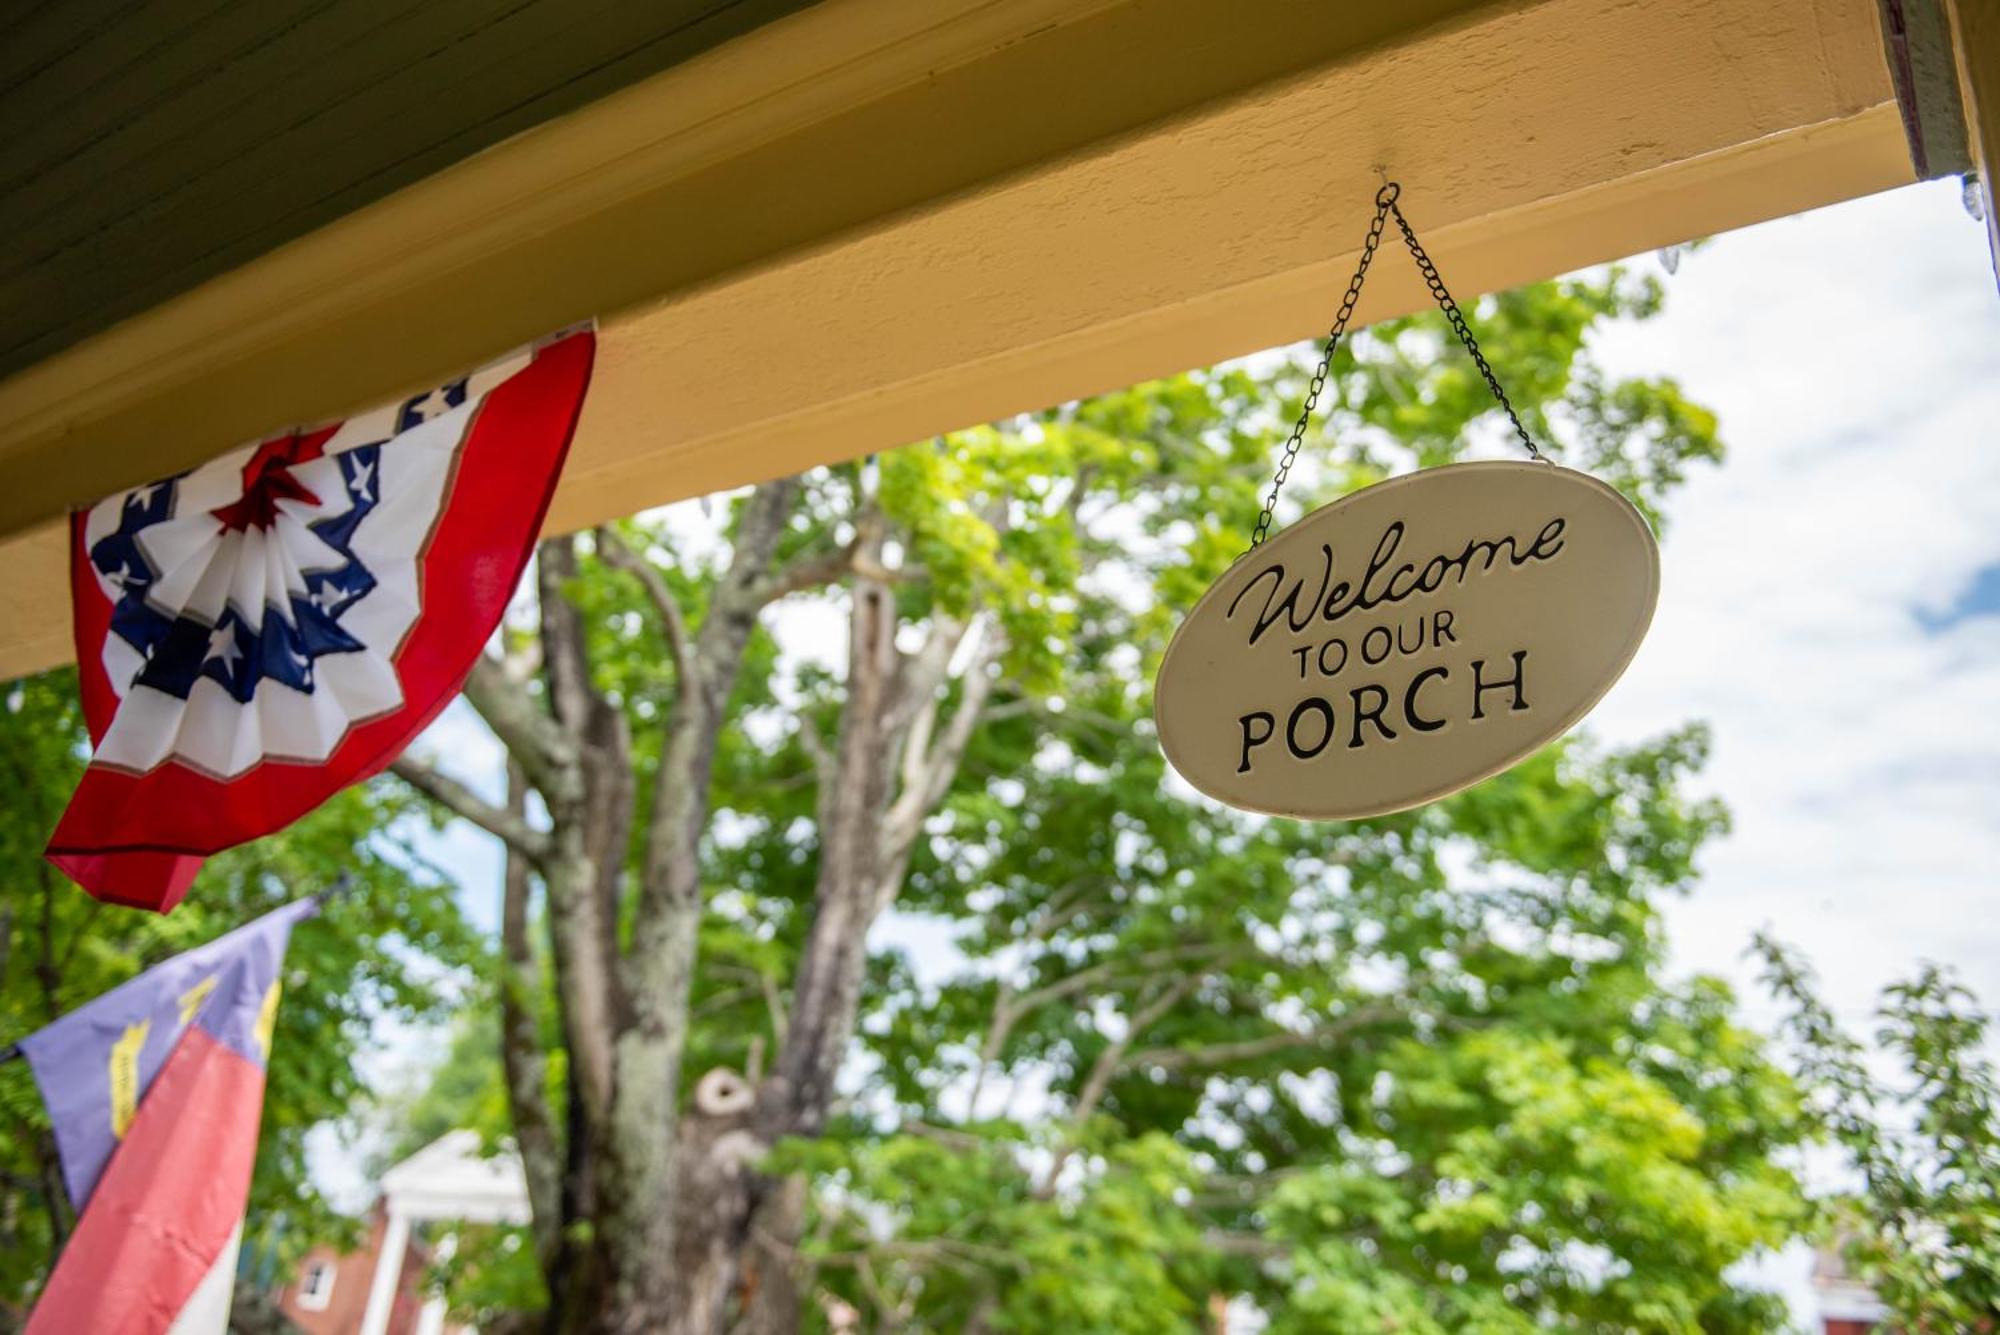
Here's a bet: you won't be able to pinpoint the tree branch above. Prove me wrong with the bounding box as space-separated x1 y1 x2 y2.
530 534 631 1117
596 526 699 704
885 614 967 745
753 541 864 604
640 477 803 916
391 753 551 861
601 479 804 1289
1069 976 1201 1129
1121 1000 1405 1075
965 879 1106 1115
462 649 580 807
767 545 902 1132
1202 1230 1292 1260
1006 942 1234 1027
747 504 891 608
877 622 1003 912
756 969 790 1048
796 716 834 796
1036 974 1201 1196
1128 1030 1337 1073
496 761 562 1271
536 536 599 738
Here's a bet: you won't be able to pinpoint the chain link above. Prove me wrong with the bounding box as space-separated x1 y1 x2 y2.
1385 198 1543 465
1247 182 1545 551
1247 189 1391 548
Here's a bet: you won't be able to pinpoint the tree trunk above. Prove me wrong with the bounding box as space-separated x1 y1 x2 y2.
394 485 1003 1335
653 1130 807 1335
735 1176 809 1335
655 1069 764 1333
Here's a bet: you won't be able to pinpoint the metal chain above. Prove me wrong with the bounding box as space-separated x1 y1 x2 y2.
1385 195 1543 465
1247 182 1544 551
1247 190 1391 548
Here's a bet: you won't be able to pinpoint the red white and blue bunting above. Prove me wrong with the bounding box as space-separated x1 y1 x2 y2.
48 327 596 911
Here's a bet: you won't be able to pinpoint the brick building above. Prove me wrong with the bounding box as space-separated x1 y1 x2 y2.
271 1133 524 1335
276 1207 436 1335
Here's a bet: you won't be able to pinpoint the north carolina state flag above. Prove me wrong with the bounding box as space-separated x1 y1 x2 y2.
47 328 595 911
17 895 318 1334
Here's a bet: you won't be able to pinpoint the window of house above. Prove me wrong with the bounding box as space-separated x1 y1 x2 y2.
298 1259 336 1312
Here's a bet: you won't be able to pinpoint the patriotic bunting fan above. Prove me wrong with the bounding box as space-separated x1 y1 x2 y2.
47 328 596 911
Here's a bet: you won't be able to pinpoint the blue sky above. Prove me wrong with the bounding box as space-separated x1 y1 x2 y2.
1917 559 2000 632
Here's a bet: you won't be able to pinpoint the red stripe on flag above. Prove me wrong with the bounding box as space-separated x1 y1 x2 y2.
28 1028 265 1334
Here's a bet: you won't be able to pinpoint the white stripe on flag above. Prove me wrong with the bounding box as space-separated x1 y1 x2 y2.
166 1221 241 1335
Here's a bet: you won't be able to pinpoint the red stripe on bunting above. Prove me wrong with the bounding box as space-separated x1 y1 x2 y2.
47 329 595 911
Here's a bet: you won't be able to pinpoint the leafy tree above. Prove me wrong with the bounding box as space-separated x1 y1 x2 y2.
1758 937 2000 1331
377 1005 520 1169
786 732 1802 1334
383 261 1816 1333
0 668 488 1324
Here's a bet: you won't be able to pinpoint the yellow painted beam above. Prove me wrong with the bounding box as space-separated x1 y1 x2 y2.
1947 0 2000 282
0 0 1903 679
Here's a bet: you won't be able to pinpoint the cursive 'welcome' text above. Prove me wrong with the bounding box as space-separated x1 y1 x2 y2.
1225 517 1566 647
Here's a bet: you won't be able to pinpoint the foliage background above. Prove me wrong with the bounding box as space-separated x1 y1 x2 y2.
0 669 488 1319
386 264 1828 1332
3 245 1993 1331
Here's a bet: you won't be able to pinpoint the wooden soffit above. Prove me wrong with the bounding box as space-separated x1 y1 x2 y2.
0 0 1905 679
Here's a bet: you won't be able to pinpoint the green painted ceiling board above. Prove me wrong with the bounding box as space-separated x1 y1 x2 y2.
0 0 154 93
0 0 820 379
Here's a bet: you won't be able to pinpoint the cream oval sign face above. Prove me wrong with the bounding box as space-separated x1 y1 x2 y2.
1155 462 1659 820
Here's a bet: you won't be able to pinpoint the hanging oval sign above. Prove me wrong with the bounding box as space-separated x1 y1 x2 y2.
1155 461 1659 820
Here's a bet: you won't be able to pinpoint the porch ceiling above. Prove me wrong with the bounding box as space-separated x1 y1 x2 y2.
0 0 1906 679
0 0 820 379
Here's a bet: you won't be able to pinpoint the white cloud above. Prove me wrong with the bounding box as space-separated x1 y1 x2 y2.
1585 180 2000 1029
1584 182 2000 1327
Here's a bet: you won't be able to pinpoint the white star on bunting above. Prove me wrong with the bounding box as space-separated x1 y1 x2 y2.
204 623 242 675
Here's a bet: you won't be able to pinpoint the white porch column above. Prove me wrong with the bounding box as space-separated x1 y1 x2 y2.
358 1207 413 1335
414 1295 448 1335
413 1230 457 1335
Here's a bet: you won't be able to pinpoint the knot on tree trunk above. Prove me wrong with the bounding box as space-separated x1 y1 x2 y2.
694 1066 756 1118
